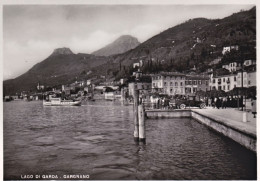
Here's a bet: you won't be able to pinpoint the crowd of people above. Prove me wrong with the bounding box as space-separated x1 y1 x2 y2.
207 96 243 109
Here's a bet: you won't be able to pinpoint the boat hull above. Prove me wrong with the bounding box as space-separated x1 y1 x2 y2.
43 101 81 106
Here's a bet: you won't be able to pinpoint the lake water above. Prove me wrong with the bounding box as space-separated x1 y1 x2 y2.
4 101 256 180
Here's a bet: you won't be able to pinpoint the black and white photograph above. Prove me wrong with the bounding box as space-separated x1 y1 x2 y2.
2 1 257 180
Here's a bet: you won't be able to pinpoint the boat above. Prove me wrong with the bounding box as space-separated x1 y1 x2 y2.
43 97 81 106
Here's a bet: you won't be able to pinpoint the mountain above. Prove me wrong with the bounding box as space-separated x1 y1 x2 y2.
3 49 110 94
50 47 74 56
95 7 256 78
3 7 256 95
92 35 140 56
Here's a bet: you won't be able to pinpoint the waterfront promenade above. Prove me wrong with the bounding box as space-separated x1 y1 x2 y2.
192 107 256 136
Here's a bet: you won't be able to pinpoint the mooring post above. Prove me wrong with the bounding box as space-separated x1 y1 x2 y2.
138 104 146 143
121 88 125 103
243 111 247 122
133 89 139 142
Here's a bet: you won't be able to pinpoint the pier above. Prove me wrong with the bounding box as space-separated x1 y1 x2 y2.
146 108 256 152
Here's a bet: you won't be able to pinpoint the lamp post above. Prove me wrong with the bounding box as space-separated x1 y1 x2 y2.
241 51 245 111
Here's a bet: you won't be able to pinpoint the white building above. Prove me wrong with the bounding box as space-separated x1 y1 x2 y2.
222 45 239 55
222 62 241 72
209 73 237 92
133 62 140 68
152 72 185 95
244 60 256 67
87 80 92 85
209 67 256 92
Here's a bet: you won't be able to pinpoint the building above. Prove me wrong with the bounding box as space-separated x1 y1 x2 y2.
133 62 140 68
128 82 152 96
62 85 71 95
237 65 256 88
244 60 256 67
152 72 185 95
87 80 92 85
120 78 127 85
185 75 209 96
37 83 44 90
209 66 256 92
209 73 237 92
222 45 239 55
222 62 241 72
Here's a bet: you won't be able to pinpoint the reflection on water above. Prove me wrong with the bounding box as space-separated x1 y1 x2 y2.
4 101 256 180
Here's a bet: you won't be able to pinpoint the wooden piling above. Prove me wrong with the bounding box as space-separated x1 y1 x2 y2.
138 104 146 143
133 89 139 141
121 88 125 103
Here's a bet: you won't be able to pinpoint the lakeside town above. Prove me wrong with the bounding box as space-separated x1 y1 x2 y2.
4 45 257 113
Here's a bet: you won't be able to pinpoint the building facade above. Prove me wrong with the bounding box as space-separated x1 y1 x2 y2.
222 45 239 55
222 62 241 72
209 68 256 92
152 72 185 95
128 82 152 96
209 73 237 92
185 75 209 96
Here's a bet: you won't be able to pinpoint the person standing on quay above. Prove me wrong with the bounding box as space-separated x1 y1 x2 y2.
216 97 221 109
223 97 227 109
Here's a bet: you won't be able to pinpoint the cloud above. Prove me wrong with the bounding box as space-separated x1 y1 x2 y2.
3 40 57 79
128 24 164 42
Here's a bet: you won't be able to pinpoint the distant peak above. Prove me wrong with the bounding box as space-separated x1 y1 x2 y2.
50 47 74 56
116 35 138 41
92 35 140 56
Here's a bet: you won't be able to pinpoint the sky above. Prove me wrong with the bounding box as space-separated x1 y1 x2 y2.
3 4 254 80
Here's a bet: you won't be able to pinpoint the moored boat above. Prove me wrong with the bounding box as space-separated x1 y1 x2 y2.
43 97 81 106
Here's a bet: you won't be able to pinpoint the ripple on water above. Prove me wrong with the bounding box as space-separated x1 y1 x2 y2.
33 136 55 146
3 101 256 180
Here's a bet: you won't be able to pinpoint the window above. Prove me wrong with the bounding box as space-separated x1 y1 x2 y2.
227 85 230 90
213 79 215 83
223 85 225 90
248 81 251 85
180 82 183 86
175 82 178 86
164 82 167 86
170 82 173 86
223 78 225 82
170 89 173 93
206 81 208 85
234 76 237 81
